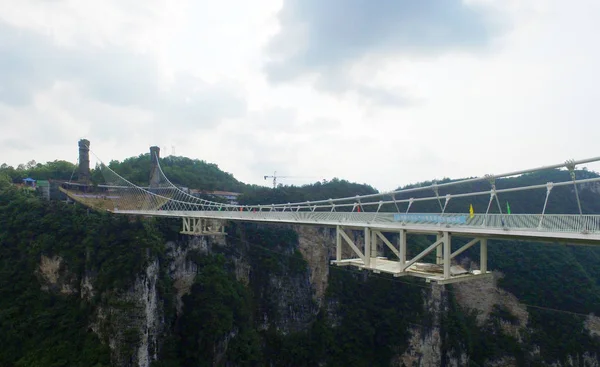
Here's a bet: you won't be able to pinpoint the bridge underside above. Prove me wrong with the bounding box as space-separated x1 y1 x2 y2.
333 258 490 284
331 226 492 284
175 216 495 284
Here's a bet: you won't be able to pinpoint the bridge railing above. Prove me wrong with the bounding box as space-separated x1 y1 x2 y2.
96 149 600 236
134 152 600 215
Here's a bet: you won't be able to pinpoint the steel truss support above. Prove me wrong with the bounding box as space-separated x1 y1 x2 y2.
331 226 491 284
180 217 226 236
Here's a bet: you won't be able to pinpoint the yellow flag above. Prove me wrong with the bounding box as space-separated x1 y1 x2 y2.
469 204 474 218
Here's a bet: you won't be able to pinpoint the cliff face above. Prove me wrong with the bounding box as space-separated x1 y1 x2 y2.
295 226 334 307
32 222 600 367
87 260 162 367
397 285 446 367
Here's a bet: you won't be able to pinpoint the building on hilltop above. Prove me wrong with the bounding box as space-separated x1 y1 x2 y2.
22 177 36 188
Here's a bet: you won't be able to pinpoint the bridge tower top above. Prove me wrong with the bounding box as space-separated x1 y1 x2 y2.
149 146 161 188
77 139 90 184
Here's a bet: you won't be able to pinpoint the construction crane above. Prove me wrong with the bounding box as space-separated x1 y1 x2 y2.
264 171 320 189
264 171 289 189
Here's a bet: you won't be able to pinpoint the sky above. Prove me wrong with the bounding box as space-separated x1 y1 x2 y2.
1 0 600 191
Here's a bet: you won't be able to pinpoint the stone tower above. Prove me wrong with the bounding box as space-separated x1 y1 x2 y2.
78 139 91 184
149 146 160 188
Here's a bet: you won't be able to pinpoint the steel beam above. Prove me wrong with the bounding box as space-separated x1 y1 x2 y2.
443 231 451 279
337 227 365 261
480 238 488 273
450 238 480 259
399 229 407 271
436 233 443 265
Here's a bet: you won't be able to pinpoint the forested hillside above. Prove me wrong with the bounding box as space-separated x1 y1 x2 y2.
1 156 599 366
0 174 161 365
1 160 78 182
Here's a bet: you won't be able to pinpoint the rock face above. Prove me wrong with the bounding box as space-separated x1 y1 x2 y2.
136 259 161 367
264 269 318 334
396 285 468 367
33 226 600 366
38 255 76 295
93 259 163 367
586 314 600 337
166 236 208 313
295 226 334 306
453 269 529 339
398 285 444 367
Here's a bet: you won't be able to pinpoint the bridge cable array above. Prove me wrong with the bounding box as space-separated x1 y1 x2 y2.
90 150 600 234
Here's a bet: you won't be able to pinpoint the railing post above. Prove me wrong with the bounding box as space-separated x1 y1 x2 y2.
392 193 400 213
441 194 452 227
484 192 494 227
432 183 444 211
370 200 383 224
566 160 584 216
403 198 414 225
538 182 553 229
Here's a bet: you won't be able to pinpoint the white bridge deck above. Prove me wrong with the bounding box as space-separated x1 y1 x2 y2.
115 210 600 244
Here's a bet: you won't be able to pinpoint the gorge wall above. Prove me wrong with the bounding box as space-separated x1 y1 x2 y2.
41 222 600 366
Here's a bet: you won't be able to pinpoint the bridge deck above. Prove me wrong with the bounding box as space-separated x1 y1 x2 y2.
115 210 600 244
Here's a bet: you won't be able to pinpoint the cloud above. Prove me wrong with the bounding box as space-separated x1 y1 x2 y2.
0 20 246 130
4 0 600 193
264 0 503 102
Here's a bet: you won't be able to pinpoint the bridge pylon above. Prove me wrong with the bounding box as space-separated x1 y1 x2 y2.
331 226 492 284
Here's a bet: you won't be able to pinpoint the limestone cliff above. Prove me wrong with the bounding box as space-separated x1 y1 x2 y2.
33 224 600 366
91 259 162 367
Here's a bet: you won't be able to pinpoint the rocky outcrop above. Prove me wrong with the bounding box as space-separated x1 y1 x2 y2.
136 259 161 367
453 266 528 340
586 314 600 337
295 226 334 306
92 259 163 367
397 285 446 366
37 255 76 295
267 271 319 334
549 353 600 367
165 237 208 313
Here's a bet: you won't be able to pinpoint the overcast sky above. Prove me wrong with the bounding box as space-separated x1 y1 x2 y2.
1 0 600 190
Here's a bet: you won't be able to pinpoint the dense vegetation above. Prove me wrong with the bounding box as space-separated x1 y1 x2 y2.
239 178 378 206
107 154 246 192
1 155 600 366
0 160 77 182
0 174 164 366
